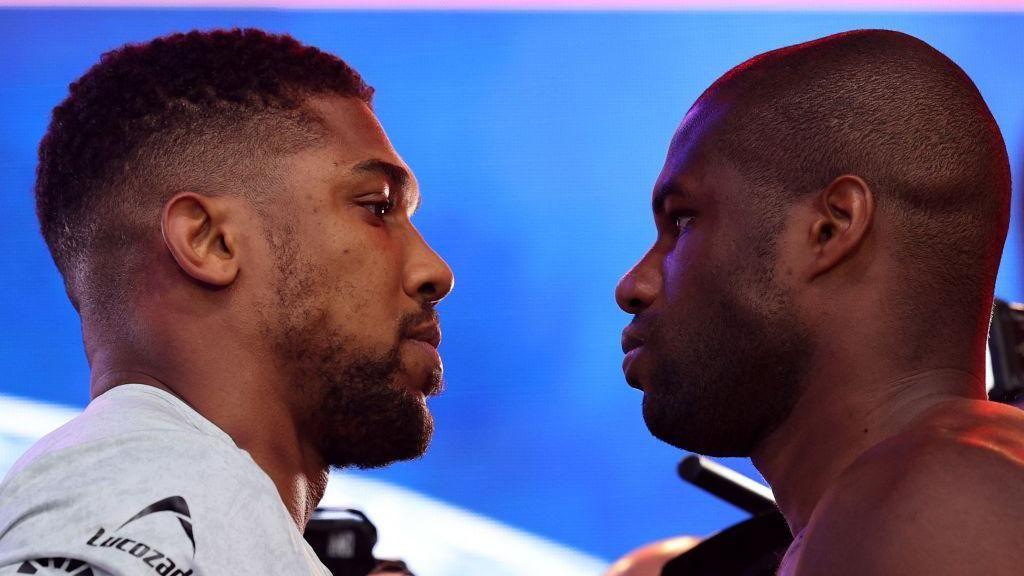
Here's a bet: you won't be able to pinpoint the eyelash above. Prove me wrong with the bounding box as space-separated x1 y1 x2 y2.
363 197 396 219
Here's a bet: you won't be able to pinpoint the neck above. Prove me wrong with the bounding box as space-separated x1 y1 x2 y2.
751 355 985 535
90 344 328 530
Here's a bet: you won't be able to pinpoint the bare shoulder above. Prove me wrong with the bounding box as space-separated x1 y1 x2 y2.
792 400 1024 576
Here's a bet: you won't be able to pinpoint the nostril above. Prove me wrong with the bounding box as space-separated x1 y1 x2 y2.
629 298 644 311
418 282 437 300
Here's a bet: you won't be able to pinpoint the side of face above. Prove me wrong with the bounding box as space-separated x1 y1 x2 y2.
249 96 455 468
615 103 811 457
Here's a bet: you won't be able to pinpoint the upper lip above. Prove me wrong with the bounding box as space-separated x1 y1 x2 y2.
621 326 645 354
405 322 442 348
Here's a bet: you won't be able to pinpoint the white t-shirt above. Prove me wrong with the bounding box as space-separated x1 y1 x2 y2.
0 384 330 576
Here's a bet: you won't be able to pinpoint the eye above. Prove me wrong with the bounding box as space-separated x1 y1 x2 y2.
673 214 695 235
361 197 395 219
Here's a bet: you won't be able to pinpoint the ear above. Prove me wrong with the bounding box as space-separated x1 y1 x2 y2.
806 175 875 280
160 192 239 287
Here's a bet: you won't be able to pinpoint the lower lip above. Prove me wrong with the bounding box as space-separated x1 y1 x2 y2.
403 339 442 369
622 347 644 390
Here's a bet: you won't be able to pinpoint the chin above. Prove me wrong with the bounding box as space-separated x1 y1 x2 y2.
397 362 444 398
349 426 433 470
320 400 435 470
398 351 444 397
641 389 756 457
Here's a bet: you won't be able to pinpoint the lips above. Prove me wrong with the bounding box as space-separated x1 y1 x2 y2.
621 329 644 355
622 348 645 391
621 326 646 390
400 322 443 396
404 323 441 348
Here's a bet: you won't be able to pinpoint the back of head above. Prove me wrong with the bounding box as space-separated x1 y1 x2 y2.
35 28 373 341
703 29 1010 350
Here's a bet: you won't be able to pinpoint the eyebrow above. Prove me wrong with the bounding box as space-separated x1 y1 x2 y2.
352 158 421 213
652 180 688 213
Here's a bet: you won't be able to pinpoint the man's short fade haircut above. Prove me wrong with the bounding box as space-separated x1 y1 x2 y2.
696 29 1010 353
35 28 373 323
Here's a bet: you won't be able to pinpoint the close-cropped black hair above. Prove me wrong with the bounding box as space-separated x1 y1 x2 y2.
35 28 373 318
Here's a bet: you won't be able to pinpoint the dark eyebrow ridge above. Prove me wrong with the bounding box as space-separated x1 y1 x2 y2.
352 158 420 213
652 180 688 213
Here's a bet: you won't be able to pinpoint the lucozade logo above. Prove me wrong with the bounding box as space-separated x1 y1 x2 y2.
83 496 196 576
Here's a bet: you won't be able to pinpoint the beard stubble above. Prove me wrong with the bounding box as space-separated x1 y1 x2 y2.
265 235 438 470
642 252 812 457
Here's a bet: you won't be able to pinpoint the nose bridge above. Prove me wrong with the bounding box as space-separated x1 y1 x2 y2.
403 222 454 303
616 247 663 313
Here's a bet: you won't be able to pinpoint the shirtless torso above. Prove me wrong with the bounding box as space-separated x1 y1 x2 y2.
778 398 1024 576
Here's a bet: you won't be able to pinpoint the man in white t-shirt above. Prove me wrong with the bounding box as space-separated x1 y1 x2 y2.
1 28 453 575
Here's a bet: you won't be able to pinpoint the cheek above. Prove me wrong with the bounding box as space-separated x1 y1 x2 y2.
659 233 739 322
324 237 404 315
660 237 704 302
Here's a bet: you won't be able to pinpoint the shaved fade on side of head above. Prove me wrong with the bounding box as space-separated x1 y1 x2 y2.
702 29 1010 351
35 28 373 338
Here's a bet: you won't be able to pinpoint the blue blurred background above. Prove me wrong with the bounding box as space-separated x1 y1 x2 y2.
1 8 1022 562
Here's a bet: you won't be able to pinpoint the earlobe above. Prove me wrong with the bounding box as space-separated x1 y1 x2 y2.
161 192 239 287
807 175 874 280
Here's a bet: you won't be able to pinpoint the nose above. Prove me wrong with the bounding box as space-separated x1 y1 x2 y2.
615 250 661 314
404 227 455 304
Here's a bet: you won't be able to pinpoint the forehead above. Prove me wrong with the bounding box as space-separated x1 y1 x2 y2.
654 99 741 207
306 95 410 174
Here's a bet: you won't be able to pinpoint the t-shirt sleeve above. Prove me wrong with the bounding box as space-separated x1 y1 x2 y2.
0 431 323 576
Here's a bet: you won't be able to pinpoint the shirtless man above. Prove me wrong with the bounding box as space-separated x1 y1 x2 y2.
0 29 452 575
616 30 1024 575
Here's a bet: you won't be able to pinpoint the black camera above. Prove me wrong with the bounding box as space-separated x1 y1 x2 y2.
303 508 380 576
988 299 1024 406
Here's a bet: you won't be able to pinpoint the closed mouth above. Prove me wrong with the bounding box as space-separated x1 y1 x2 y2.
405 323 441 348
621 330 644 355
